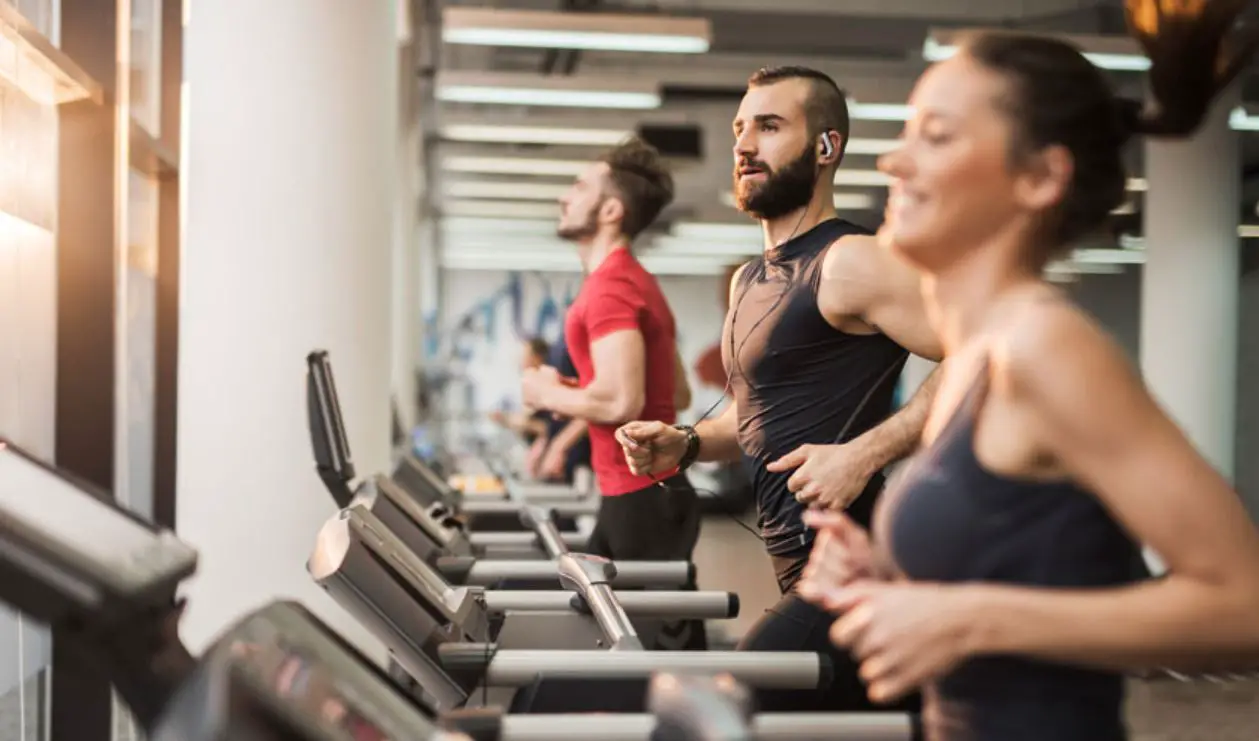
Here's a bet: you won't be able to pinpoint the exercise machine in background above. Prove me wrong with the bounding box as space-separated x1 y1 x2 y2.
0 436 914 740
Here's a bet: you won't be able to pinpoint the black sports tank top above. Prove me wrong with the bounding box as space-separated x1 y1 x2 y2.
723 218 908 555
876 360 1144 741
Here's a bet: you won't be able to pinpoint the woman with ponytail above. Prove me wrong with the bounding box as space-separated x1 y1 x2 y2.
796 2 1259 739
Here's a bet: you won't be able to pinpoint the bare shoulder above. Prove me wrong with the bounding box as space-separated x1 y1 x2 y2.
819 233 880 280
994 293 1139 409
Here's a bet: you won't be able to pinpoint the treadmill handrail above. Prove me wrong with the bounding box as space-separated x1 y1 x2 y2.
437 646 831 690
556 554 640 650
455 559 693 589
482 590 739 620
518 505 568 559
492 712 914 741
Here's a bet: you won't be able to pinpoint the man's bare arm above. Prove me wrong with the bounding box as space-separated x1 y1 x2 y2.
819 235 943 362
852 365 941 472
549 417 588 453
817 236 944 471
533 330 646 425
693 401 743 463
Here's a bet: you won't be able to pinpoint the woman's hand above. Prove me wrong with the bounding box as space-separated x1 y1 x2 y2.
797 508 880 605
825 581 980 704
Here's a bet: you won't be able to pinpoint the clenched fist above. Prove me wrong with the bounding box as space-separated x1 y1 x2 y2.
615 421 687 476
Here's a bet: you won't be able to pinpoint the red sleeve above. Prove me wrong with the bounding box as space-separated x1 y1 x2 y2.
583 278 644 341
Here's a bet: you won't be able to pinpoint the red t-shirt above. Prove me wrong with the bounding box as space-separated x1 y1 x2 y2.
565 248 678 496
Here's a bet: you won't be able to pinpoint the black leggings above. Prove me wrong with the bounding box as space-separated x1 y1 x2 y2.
737 550 923 714
585 474 707 650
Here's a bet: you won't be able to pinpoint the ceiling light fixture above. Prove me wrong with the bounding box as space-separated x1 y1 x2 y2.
436 71 661 110
442 155 586 177
441 200 560 219
442 7 711 54
444 180 570 201
439 123 631 146
845 138 900 155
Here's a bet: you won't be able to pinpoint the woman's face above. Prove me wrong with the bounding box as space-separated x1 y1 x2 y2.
876 53 1059 272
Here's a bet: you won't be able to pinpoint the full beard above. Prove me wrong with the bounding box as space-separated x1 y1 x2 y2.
734 144 818 220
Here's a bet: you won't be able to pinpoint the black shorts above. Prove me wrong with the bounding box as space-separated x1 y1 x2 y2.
585 474 702 562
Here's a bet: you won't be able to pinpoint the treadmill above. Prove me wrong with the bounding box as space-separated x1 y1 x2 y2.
0 437 912 741
306 350 689 588
307 349 597 531
308 503 739 688
307 501 833 715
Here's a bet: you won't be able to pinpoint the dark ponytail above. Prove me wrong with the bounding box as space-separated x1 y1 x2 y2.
962 0 1259 253
1122 0 1259 138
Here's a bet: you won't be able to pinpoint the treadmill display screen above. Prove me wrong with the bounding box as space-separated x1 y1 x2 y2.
0 445 164 577
230 640 392 741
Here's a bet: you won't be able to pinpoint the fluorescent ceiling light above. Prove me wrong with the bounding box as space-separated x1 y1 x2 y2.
1126 177 1147 192
445 180 570 201
851 91 1259 136
835 170 890 187
1229 104 1259 132
720 191 875 211
650 239 760 258
443 155 586 177
845 138 900 155
442 199 560 219
671 222 761 241
442 7 711 54
923 28 1150 72
1072 248 1144 265
849 101 913 122
436 71 661 110
440 123 630 146
1237 225 1259 238
442 217 557 235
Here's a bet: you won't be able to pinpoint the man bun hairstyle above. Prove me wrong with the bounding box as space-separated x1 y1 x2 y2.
599 136 675 240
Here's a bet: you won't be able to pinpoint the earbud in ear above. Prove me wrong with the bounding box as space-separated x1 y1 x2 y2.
819 131 836 160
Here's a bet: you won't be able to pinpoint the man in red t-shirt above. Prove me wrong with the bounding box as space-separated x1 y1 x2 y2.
520 139 704 647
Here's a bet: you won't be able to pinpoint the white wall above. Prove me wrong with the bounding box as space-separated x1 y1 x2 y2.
177 0 397 660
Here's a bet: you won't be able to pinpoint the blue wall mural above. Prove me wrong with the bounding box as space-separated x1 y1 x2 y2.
425 271 583 365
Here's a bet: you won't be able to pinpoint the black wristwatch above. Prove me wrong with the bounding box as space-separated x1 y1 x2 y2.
674 424 701 472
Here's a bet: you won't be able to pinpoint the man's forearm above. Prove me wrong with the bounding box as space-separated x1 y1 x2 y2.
541 383 640 426
693 402 743 463
549 418 588 452
847 363 941 473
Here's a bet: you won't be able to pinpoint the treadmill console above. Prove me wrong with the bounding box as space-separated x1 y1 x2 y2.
153 600 458 741
0 440 198 623
391 454 460 509
306 350 357 509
